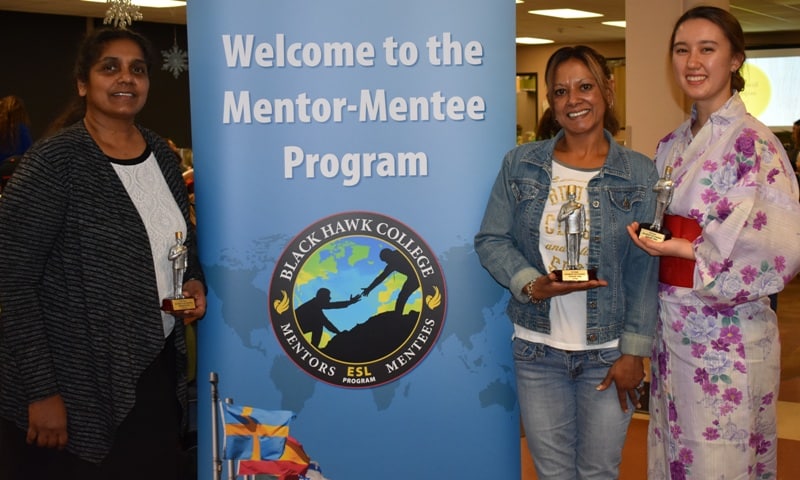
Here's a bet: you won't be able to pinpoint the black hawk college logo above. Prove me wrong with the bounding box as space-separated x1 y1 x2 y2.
269 211 446 388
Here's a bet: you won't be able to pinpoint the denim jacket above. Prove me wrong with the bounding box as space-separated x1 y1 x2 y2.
475 130 659 357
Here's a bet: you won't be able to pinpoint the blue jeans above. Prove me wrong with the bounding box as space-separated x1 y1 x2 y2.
513 338 633 480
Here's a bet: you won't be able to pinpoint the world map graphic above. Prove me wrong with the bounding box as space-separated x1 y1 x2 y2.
204 233 516 413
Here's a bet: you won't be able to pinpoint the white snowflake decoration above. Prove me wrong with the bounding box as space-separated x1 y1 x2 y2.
103 0 143 29
162 43 189 79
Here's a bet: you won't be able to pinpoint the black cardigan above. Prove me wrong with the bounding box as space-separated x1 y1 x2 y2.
0 121 204 463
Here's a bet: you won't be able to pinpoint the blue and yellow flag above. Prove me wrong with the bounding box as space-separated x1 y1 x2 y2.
222 404 295 461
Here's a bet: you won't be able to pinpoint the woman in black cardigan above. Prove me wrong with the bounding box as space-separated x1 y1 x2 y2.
0 28 206 480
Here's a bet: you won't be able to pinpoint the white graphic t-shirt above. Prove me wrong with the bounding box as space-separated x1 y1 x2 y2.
514 160 617 350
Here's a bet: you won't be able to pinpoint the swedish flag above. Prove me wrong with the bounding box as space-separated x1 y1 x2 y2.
222 403 295 461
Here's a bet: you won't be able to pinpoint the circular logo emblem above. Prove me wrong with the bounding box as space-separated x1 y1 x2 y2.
269 211 446 388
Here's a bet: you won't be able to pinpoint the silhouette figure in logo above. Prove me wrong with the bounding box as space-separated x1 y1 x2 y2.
361 248 419 314
295 288 360 347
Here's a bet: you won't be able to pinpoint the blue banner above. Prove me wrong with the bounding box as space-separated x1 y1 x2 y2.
187 1 517 478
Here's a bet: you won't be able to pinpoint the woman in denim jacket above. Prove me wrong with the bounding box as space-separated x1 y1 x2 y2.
475 46 659 479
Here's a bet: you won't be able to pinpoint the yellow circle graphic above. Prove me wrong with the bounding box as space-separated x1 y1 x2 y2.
740 63 771 118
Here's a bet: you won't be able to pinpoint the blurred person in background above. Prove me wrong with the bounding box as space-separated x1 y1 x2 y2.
0 94 33 164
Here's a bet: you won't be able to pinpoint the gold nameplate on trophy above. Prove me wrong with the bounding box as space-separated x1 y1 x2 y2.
554 268 598 282
162 297 196 312
638 227 670 243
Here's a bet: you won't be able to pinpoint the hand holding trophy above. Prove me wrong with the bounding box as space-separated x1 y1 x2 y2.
553 185 597 282
161 231 196 312
637 166 674 242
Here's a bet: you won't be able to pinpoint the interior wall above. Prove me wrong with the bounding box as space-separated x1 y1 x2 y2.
517 72 541 144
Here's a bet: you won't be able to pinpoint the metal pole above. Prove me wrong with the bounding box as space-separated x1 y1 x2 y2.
210 372 222 480
224 397 236 480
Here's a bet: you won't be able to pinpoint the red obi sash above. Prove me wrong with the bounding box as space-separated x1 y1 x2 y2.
658 215 702 288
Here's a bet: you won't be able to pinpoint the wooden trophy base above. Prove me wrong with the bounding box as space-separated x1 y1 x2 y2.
637 223 672 242
161 297 196 313
553 268 598 282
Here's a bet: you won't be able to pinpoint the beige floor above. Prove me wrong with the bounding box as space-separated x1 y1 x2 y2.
522 275 800 479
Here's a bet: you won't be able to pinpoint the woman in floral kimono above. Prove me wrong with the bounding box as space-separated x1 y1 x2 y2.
627 6 800 479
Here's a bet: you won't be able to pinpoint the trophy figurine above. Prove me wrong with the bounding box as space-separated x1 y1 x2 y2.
638 165 674 242
161 231 196 312
553 185 597 282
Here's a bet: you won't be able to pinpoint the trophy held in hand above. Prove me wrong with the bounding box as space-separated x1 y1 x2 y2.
638 165 674 242
161 231 196 312
553 185 597 282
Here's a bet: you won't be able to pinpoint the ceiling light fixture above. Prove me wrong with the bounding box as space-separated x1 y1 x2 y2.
82 0 186 8
602 21 626 28
516 37 554 45
528 9 602 19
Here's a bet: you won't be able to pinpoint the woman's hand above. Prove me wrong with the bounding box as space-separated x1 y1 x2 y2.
27 394 68 449
178 279 207 325
626 222 695 259
596 354 646 413
526 272 609 301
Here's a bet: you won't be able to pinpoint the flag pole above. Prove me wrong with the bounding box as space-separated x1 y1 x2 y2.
210 372 222 480
224 397 236 480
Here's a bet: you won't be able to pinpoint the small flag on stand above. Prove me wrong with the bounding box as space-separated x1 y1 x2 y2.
222 403 296 461
238 435 311 479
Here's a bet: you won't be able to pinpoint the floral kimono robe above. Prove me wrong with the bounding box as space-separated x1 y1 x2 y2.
647 93 800 480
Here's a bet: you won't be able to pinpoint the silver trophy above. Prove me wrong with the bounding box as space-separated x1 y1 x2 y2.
554 185 597 282
638 166 674 242
161 231 196 312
